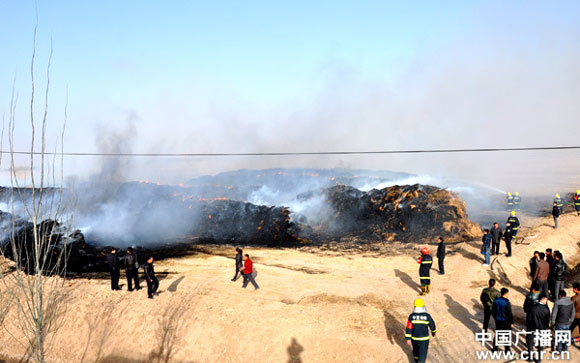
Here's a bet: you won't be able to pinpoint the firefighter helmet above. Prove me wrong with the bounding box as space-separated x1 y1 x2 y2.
577 190 580 195
507 192 512 196
511 211 517 216
414 298 425 308
515 192 519 196
421 247 429 255
556 194 560 198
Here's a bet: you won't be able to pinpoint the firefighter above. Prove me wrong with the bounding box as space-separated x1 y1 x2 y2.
554 194 564 214
507 211 520 237
575 190 580 216
405 298 437 363
506 192 514 211
417 247 432 296
513 192 521 211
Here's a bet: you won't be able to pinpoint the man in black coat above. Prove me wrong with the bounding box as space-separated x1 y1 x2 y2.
526 293 550 362
231 248 244 281
124 247 141 291
503 223 513 257
552 201 560 228
546 249 555 300
436 237 445 275
143 256 159 299
553 251 567 304
107 248 121 291
490 223 503 256
529 251 539 281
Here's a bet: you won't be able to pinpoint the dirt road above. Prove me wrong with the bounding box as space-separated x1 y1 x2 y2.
1 213 579 362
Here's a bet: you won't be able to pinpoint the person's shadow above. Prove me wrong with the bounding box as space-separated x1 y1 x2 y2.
394 269 420 291
167 276 185 292
383 310 413 361
287 337 304 363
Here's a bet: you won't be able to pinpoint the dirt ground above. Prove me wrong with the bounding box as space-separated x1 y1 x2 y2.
1 213 579 362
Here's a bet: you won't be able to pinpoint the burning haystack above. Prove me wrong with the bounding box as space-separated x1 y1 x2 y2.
300 184 481 242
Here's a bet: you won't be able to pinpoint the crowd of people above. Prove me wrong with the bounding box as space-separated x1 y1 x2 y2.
481 277 580 360
480 212 518 266
107 247 159 299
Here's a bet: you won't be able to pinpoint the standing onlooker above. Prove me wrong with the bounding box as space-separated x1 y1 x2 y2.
480 279 500 332
523 282 540 315
482 229 491 266
107 248 121 291
492 288 514 352
526 293 550 361
553 251 567 299
551 290 576 352
570 283 580 335
436 237 445 275
503 223 513 257
231 248 244 281
533 253 550 297
545 248 554 265
490 223 503 256
546 249 555 300
552 201 560 228
124 247 141 291
529 251 540 282
143 256 159 299
241 254 260 290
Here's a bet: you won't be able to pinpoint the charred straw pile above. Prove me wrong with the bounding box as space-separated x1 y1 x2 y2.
1 182 481 273
302 184 481 242
194 200 299 244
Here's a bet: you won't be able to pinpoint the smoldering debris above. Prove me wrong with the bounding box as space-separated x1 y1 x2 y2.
0 168 491 273
296 184 481 242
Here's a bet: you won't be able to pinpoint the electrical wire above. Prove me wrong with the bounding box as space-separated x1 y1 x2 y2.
1 145 580 157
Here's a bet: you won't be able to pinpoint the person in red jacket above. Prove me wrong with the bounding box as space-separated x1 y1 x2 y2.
240 254 260 290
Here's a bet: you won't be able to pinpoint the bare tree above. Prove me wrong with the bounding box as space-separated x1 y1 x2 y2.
0 21 72 363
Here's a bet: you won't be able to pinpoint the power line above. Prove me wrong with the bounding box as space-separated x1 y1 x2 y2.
1 145 580 157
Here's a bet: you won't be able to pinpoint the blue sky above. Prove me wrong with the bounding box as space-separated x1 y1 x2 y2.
1 1 580 189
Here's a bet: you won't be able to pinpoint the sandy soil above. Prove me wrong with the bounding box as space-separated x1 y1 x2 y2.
1 213 579 362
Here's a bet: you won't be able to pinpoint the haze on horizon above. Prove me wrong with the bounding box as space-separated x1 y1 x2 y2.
1 1 579 196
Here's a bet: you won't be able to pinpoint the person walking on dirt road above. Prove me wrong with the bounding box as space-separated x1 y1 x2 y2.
405 298 437 363
241 254 260 290
231 248 244 281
